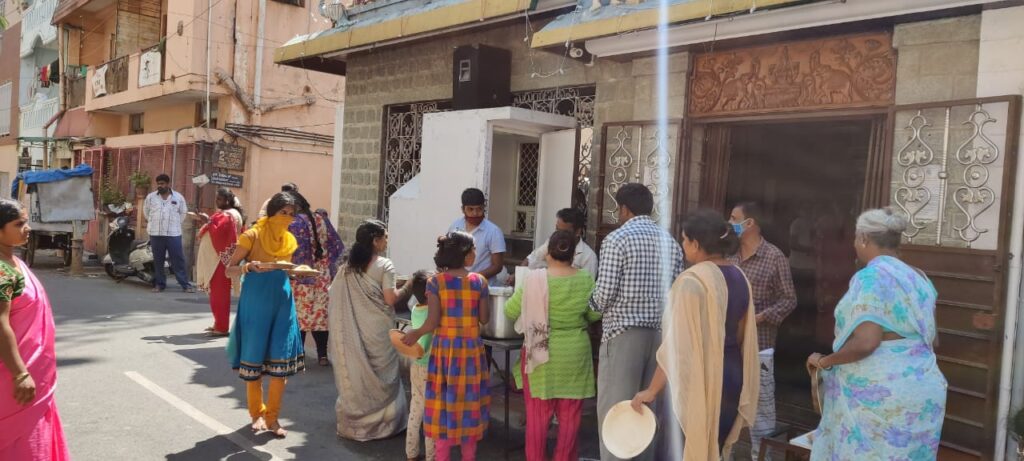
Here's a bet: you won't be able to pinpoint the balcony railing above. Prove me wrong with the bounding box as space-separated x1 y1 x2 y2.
19 97 59 135
92 55 130 98
20 0 58 57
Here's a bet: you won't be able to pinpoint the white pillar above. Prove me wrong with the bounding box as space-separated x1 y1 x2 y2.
977 6 1024 460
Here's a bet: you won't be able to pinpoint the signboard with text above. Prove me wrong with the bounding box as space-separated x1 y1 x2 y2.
209 172 243 188
213 142 247 170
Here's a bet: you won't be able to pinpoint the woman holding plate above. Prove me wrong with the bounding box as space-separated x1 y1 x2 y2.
226 192 305 438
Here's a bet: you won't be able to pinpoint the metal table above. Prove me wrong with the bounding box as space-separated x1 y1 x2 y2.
481 337 524 452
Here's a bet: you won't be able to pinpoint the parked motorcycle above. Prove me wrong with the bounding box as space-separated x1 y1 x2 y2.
102 216 165 283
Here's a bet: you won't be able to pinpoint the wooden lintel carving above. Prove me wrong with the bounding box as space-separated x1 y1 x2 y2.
688 32 896 117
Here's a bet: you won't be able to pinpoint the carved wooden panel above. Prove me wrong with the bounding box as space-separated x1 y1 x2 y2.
689 32 896 117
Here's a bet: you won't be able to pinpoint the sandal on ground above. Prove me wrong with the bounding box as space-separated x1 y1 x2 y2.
251 416 267 433
318 357 330 366
206 330 229 337
204 326 216 332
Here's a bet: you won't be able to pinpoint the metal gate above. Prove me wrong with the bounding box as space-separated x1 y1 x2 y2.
888 96 1022 460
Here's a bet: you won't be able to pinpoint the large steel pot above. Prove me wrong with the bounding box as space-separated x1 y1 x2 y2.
481 286 521 339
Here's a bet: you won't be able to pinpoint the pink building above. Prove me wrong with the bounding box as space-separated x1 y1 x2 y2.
51 0 344 252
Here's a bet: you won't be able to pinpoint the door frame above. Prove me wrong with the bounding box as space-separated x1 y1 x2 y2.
682 107 892 216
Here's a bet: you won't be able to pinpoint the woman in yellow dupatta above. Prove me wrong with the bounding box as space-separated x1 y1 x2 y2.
632 210 760 460
226 192 303 438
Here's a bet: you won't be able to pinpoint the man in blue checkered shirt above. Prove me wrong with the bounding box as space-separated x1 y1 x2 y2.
590 183 684 461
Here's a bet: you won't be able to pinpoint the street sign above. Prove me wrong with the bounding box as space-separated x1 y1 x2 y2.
213 142 247 170
192 174 210 187
209 172 243 188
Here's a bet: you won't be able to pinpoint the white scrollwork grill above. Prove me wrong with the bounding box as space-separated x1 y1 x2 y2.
378 86 597 221
601 123 681 226
891 102 1011 249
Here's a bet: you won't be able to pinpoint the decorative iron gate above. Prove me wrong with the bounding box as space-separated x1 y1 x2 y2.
889 96 1021 461
377 86 596 221
595 120 685 244
378 100 452 221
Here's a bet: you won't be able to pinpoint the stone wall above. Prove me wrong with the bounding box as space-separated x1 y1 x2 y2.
337 19 688 241
893 15 980 104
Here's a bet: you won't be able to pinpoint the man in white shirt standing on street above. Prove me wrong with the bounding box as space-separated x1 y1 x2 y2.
144 173 194 293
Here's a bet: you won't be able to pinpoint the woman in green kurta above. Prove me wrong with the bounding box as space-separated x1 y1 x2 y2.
505 230 600 461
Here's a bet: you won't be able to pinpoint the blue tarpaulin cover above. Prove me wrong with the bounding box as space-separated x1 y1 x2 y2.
12 164 94 197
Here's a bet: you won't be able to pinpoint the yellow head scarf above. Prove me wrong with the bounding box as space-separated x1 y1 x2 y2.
252 215 298 259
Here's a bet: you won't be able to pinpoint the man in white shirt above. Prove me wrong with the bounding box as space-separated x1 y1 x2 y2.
143 173 193 293
447 188 508 285
521 207 598 278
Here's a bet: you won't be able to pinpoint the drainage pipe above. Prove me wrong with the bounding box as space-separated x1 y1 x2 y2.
171 126 193 182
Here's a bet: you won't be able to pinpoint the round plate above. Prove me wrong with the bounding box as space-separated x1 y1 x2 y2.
289 269 321 278
601 400 657 459
389 329 424 359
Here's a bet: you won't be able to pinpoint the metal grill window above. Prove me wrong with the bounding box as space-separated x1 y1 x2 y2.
517 143 539 207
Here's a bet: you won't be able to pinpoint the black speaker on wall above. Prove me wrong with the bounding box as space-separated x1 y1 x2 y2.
452 44 512 110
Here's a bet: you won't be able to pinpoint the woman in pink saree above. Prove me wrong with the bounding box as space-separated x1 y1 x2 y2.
0 198 70 460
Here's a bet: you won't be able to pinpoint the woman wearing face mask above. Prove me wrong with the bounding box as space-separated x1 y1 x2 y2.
225 192 304 438
631 210 760 461
0 198 71 460
328 219 413 441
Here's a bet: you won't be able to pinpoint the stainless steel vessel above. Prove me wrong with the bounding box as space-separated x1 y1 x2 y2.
481 286 521 339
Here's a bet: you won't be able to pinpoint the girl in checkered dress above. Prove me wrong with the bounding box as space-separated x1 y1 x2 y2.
403 231 491 461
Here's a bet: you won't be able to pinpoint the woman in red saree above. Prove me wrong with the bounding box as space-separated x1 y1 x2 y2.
195 188 245 336
0 198 70 460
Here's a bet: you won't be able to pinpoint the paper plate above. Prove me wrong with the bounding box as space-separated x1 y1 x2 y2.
601 400 657 459
389 329 424 359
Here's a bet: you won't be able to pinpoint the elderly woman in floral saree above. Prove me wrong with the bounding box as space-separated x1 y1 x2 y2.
807 208 947 460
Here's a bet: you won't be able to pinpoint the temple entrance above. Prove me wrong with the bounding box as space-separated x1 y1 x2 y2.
722 118 877 428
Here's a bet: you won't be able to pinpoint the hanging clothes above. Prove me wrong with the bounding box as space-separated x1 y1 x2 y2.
49 61 60 84
39 66 51 88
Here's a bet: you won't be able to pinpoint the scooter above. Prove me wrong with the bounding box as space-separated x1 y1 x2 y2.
102 216 165 283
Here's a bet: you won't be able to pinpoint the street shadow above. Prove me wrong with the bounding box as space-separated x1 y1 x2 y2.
141 333 226 346
56 356 101 368
164 426 274 461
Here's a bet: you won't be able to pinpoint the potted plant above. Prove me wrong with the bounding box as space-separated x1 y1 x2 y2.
1010 407 1024 460
130 171 151 198
100 184 128 211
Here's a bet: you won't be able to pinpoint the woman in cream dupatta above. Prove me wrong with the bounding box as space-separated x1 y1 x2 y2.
633 210 760 460
194 188 244 336
328 219 413 441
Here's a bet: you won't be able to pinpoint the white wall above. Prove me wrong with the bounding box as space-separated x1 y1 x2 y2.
387 107 575 276
488 134 519 233
976 5 1024 460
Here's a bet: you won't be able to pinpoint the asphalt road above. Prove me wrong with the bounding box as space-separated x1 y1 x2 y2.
41 255 602 461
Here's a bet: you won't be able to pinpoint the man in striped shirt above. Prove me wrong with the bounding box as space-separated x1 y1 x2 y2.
143 173 193 293
590 183 684 461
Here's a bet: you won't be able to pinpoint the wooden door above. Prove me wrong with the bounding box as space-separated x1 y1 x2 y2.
883 96 1022 460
